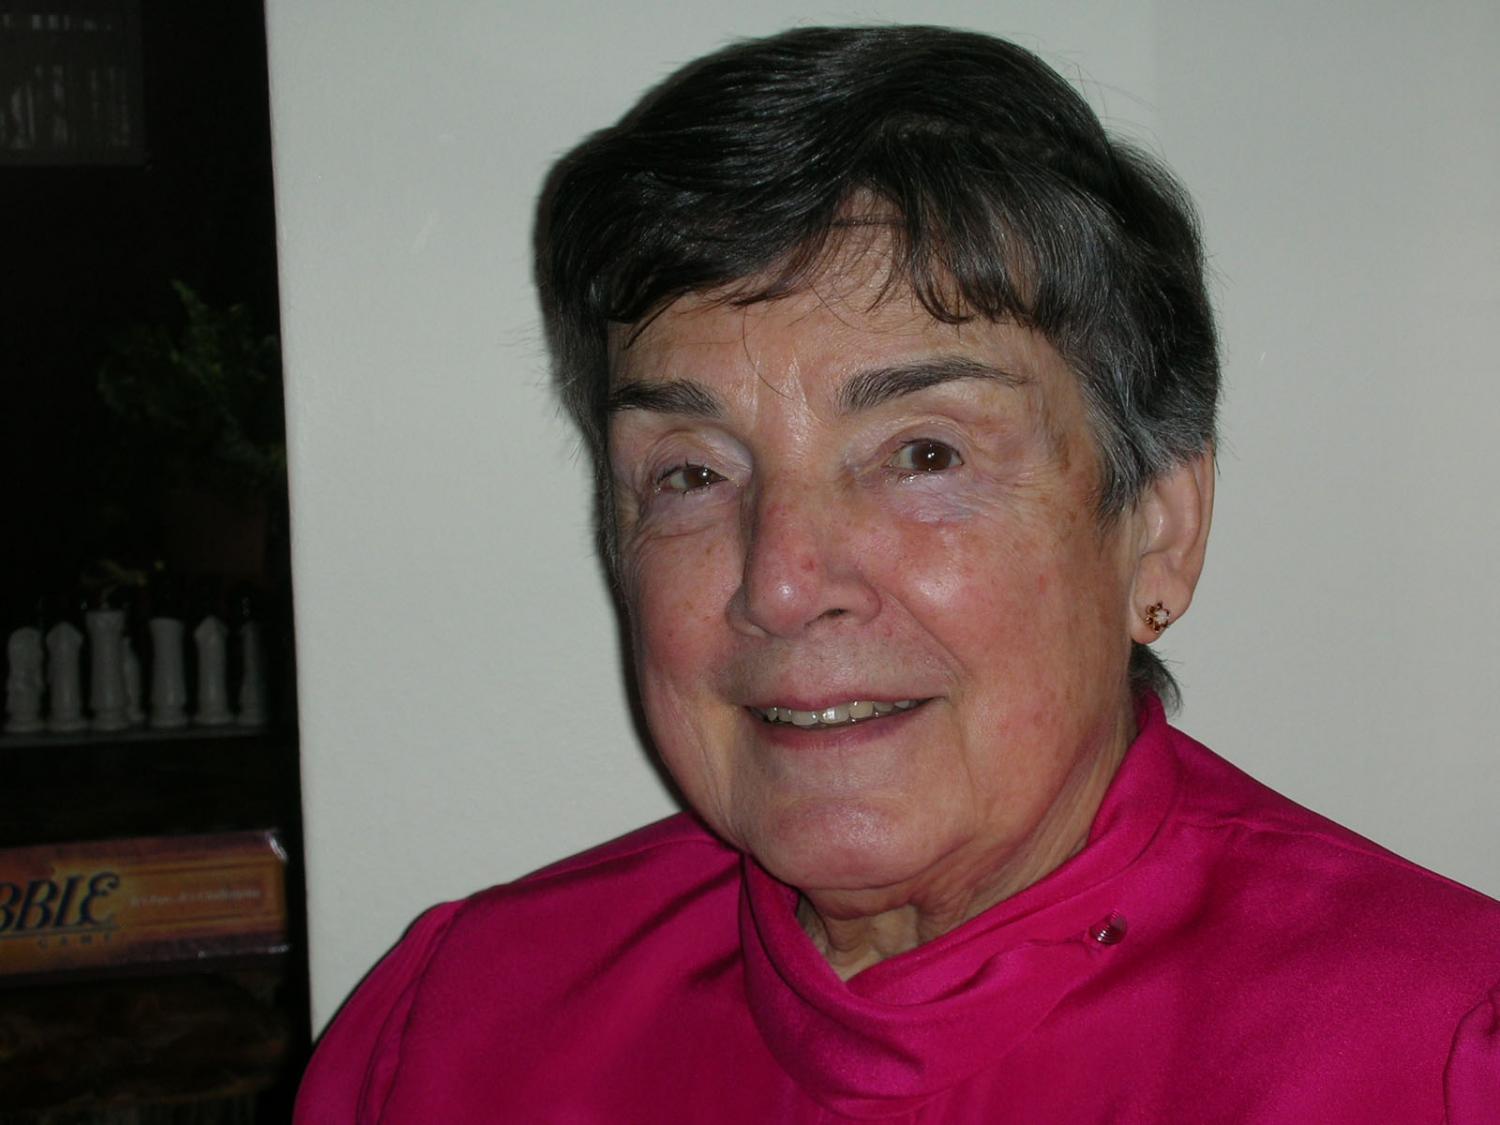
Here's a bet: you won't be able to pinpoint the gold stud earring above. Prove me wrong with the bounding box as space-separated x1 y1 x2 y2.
1144 602 1171 634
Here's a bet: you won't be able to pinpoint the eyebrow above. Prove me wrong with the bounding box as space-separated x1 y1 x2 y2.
837 357 1029 412
607 379 722 417
608 356 1027 419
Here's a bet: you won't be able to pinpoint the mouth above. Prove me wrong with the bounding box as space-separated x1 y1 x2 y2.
751 698 924 730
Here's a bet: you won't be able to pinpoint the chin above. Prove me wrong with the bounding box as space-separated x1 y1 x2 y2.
743 798 953 896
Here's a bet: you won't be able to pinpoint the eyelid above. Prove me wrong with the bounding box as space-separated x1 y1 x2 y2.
613 422 743 491
654 460 728 494
887 437 965 474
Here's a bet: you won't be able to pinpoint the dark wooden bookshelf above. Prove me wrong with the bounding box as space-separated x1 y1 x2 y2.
1 0 305 1117
0 729 307 1123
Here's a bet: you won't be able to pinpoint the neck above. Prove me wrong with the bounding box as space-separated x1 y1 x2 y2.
796 704 1136 981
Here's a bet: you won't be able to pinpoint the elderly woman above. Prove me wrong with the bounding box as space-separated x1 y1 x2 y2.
296 26 1499 1122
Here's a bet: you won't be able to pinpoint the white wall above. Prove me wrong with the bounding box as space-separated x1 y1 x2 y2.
264 0 1500 1031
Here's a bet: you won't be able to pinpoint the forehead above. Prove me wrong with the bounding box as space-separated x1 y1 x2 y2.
607 263 1086 435
615 234 922 378
613 286 964 383
621 224 936 358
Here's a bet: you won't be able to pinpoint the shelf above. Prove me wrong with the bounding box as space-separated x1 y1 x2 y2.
0 729 298 849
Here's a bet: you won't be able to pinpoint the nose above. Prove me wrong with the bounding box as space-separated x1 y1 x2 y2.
726 476 881 639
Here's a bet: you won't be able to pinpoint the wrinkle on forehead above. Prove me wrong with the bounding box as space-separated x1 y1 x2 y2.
613 263 965 402
609 221 924 373
606 229 1098 490
738 302 799 406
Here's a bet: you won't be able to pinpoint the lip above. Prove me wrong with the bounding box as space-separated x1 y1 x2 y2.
743 692 927 713
746 697 932 748
753 698 919 726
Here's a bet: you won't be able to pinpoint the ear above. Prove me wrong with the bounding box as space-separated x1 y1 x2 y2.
1126 449 1214 645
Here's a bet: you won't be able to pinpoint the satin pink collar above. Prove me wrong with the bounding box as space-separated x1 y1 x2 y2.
738 696 1182 1116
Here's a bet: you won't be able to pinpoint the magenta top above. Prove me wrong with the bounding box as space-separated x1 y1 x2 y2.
296 700 1500 1121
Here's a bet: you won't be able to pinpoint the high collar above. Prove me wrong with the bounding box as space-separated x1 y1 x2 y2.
738 695 1183 1117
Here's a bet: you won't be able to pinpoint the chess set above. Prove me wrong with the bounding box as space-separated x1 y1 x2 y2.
3 590 270 739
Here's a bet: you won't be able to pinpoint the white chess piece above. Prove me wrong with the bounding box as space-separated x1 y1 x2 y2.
193 615 233 725
236 620 268 727
4 627 45 734
45 622 88 732
122 636 146 725
148 617 189 729
86 608 130 732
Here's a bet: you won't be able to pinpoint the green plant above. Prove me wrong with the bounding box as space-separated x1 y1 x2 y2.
98 280 286 504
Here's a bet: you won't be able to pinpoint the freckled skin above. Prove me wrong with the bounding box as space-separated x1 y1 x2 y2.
607 261 1152 976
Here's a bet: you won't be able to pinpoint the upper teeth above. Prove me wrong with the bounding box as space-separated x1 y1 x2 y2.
756 699 918 727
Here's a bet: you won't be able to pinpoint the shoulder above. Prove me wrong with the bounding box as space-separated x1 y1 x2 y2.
294 813 741 1122
1162 723 1500 990
1167 723 1496 915
1125 725 1500 1115
432 812 741 958
508 809 735 889
385 810 736 979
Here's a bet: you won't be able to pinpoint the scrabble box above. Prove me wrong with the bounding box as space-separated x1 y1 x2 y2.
0 831 287 978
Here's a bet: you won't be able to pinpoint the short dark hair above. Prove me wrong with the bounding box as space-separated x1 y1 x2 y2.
535 25 1219 705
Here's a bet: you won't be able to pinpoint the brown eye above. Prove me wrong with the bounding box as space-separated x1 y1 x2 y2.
890 440 963 474
657 462 726 494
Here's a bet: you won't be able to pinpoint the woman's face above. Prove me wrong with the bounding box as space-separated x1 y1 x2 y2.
607 265 1148 912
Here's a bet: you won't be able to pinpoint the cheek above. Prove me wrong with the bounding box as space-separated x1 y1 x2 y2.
909 539 1002 615
876 512 1123 694
883 518 1028 628
874 465 1064 624
626 535 739 670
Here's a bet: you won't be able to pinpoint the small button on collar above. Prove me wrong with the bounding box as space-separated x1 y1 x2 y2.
1089 912 1127 946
